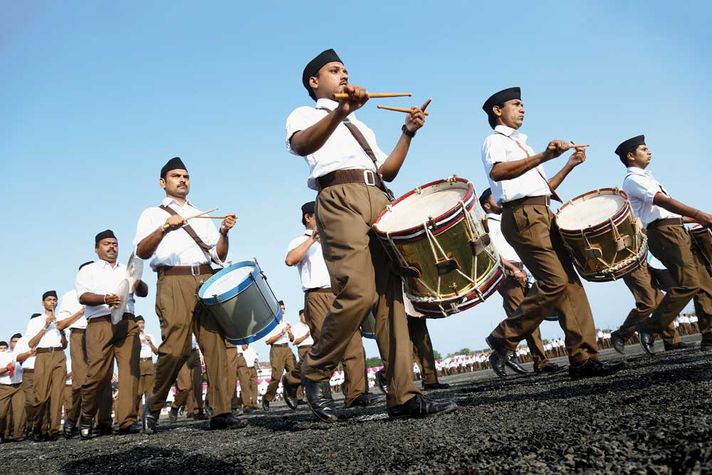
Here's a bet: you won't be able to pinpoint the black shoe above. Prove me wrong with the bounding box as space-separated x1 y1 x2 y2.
30 429 43 443
486 336 527 377
281 374 299 410
63 419 77 439
422 382 450 390
209 414 248 430
302 373 337 423
636 323 656 355
46 432 59 442
611 331 626 355
569 359 625 380
118 424 141 435
192 410 207 420
243 406 253 414
700 336 712 352
297 400 307 406
232 406 244 417
79 418 93 440
143 410 160 435
344 392 382 408
168 407 179 423
664 341 693 351
375 369 388 394
93 424 113 437
534 362 566 375
387 395 457 419
261 398 270 412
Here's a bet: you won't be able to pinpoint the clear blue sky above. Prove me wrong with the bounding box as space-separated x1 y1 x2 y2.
2 1 710 361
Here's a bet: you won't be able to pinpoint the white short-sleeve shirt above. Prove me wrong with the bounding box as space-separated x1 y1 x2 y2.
13 336 34 370
286 230 331 291
75 260 129 319
286 98 387 190
0 351 22 384
622 167 680 227
139 332 156 359
25 313 63 349
486 213 522 263
265 322 291 345
290 321 314 347
57 289 86 330
481 125 551 205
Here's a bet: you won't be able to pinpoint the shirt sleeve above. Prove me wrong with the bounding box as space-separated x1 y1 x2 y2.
25 318 43 343
56 293 72 321
481 135 505 175
285 235 309 259
75 266 94 298
286 107 321 155
133 208 162 251
623 174 657 209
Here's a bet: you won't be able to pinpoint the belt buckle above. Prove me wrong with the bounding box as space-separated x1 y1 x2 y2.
363 170 376 186
191 263 201 276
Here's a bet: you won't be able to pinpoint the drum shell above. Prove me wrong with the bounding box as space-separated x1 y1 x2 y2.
556 189 647 282
199 262 282 345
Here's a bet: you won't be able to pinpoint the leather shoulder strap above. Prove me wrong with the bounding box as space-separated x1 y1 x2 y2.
159 205 212 252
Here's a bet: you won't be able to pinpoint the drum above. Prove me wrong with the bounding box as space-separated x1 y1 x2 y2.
689 225 712 273
198 260 282 344
555 188 647 282
373 176 504 317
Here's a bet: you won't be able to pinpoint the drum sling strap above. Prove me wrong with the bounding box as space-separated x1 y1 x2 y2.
495 131 563 203
317 107 395 201
159 204 220 265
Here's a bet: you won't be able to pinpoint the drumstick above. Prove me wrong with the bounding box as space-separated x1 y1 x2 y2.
190 215 235 220
333 92 412 99
377 105 430 116
163 208 218 229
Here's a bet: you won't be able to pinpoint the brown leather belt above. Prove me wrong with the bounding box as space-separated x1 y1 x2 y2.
140 357 153 361
88 314 135 324
647 217 684 229
502 195 550 208
271 343 289 348
305 287 332 294
317 169 383 191
35 347 64 354
157 264 214 276
70 328 85 334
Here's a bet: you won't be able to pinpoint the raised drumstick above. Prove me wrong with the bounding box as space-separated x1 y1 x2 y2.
377 105 430 116
333 92 412 100
163 208 218 229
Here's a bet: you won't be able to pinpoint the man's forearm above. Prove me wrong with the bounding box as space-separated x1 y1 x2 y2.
379 134 412 182
548 162 575 190
490 153 549 181
137 228 165 259
216 234 228 261
654 193 702 220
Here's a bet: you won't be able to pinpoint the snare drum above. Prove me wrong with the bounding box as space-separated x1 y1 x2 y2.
373 176 504 317
198 260 282 344
689 225 712 272
555 188 648 282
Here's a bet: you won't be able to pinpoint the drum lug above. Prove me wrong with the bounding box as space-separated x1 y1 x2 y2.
436 257 460 276
470 235 491 255
584 246 603 260
616 235 632 252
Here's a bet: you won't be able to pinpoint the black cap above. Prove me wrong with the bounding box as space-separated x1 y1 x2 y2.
302 49 342 101
95 230 117 246
0 341 7 347
301 201 316 216
482 87 521 129
30 313 42 319
478 188 493 209
615 135 646 164
11 333 22 340
160 157 188 179
135 315 145 322
42 290 57 301
78 260 94 271
278 300 285 306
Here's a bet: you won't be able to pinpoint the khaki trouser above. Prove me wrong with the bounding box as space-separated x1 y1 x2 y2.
304 183 421 407
66 329 87 425
489 203 599 365
225 343 239 411
497 275 550 371
63 384 72 420
247 366 258 408
264 345 296 402
173 362 192 409
618 263 680 344
646 223 712 336
285 289 368 405
407 316 439 385
150 272 229 417
136 358 154 417
81 317 139 430
236 354 251 407
0 383 25 438
33 350 67 436
21 370 36 433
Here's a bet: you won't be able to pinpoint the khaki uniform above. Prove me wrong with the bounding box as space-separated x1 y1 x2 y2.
235 353 251 407
32 349 67 436
303 184 421 407
407 317 439 385
263 345 296 402
136 357 155 417
489 203 599 365
65 329 87 426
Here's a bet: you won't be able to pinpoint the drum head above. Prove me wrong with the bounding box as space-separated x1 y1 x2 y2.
557 191 626 231
375 181 469 233
111 279 130 324
202 265 254 298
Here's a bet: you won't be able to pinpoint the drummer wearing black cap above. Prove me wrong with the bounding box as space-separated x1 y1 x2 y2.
617 135 712 353
133 157 243 432
285 49 455 421
74 230 144 438
480 86 624 379
25 290 66 441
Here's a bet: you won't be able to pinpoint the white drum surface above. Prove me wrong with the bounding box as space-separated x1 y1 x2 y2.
376 184 468 232
557 193 625 230
204 266 254 296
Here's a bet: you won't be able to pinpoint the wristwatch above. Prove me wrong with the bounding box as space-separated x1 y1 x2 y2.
401 124 416 138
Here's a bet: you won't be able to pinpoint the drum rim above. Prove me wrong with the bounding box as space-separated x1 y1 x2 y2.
198 260 260 305
373 177 474 237
555 187 630 232
225 306 283 345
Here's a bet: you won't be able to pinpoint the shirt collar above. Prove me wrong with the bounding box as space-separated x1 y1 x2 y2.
161 196 193 208
315 98 356 119
98 259 121 270
626 166 651 177
494 125 527 143
486 213 501 221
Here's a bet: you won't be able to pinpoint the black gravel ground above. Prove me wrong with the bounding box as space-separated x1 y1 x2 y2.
3 337 710 474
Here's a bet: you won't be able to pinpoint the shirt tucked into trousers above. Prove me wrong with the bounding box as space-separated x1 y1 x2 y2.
489 203 599 365
303 183 421 407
